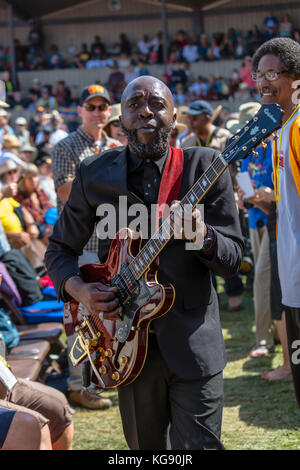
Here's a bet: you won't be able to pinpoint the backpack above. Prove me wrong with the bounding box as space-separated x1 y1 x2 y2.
0 309 19 351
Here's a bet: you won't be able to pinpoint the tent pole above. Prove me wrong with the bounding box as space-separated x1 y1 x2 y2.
161 0 168 71
8 3 17 89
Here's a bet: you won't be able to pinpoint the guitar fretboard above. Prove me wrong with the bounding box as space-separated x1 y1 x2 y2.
129 153 227 280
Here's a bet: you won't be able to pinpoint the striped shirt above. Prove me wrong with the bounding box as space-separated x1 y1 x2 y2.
52 125 120 253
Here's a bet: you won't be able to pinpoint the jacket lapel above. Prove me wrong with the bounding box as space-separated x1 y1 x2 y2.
103 146 128 197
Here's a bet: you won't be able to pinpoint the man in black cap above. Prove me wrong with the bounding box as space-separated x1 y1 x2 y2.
52 84 121 216
51 84 121 410
182 100 231 152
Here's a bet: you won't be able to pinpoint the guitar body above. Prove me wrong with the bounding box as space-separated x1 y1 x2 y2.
67 228 175 389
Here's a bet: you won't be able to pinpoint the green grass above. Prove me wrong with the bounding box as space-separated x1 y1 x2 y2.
71 280 300 450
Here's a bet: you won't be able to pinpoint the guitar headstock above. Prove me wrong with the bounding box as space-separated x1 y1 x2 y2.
223 103 283 164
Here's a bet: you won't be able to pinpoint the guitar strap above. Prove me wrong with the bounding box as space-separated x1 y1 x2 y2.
156 146 184 227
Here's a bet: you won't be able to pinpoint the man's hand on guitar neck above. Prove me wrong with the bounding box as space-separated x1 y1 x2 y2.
64 276 123 321
171 200 207 249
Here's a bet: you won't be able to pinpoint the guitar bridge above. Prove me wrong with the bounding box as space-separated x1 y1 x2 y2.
69 319 99 367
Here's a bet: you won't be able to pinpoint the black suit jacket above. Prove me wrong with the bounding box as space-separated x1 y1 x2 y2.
45 146 244 379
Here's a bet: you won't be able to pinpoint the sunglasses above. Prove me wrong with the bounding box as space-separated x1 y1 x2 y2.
83 103 109 112
111 121 121 128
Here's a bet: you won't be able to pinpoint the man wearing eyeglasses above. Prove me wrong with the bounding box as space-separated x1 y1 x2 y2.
52 84 121 219
52 84 121 410
251 38 300 405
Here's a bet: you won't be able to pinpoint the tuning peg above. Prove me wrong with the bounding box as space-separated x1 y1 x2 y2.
252 150 259 158
261 140 267 149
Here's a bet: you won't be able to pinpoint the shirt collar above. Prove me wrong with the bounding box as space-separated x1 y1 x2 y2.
77 125 95 144
77 126 110 146
127 147 169 175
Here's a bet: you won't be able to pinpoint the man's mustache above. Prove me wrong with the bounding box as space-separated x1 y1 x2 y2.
120 121 173 159
120 122 172 140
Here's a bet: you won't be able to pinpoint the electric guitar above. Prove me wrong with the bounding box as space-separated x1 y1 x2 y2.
67 103 283 389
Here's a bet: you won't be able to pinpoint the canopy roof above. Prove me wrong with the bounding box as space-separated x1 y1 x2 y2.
4 0 234 20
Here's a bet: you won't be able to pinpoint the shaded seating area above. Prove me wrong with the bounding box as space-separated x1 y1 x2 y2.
0 269 66 384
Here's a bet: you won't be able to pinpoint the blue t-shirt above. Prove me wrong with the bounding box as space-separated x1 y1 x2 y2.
241 140 273 230
264 16 279 30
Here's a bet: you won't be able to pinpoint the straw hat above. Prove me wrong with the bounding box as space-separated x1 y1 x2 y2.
174 119 187 134
105 103 121 126
174 107 187 134
2 135 22 149
0 158 19 176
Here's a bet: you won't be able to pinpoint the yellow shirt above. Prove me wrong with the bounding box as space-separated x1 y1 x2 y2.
273 107 300 307
273 110 300 200
0 197 23 233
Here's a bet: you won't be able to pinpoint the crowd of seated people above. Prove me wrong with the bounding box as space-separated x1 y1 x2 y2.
1 38 299 445
1 10 299 76
0 92 77 449
2 53 260 115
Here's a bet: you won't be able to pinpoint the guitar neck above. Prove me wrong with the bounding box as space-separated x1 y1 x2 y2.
129 153 228 280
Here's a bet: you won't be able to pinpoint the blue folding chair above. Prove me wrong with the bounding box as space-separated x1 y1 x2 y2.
19 287 63 324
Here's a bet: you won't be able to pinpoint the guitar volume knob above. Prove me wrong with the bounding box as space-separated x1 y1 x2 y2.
99 365 107 375
120 355 128 365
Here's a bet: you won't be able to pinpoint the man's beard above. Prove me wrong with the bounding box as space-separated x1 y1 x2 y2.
121 122 173 159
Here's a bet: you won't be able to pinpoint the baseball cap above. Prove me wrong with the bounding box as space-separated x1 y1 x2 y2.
79 84 111 105
36 155 52 166
183 100 214 116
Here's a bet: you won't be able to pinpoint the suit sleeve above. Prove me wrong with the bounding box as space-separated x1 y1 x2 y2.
196 151 244 278
45 163 97 301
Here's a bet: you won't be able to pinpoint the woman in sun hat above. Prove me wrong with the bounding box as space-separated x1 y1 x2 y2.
104 103 127 146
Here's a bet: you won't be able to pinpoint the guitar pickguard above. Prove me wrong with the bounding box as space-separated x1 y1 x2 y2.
115 276 160 343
